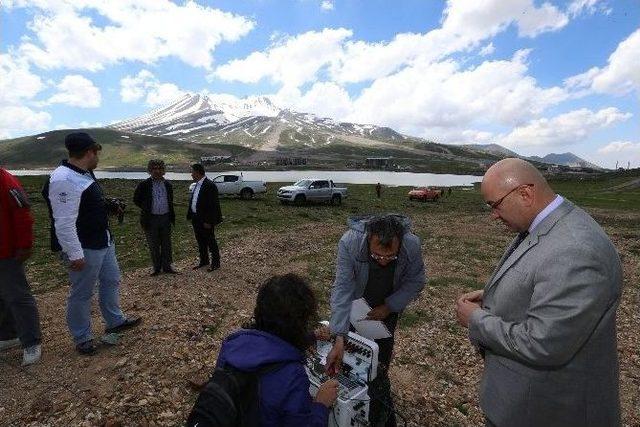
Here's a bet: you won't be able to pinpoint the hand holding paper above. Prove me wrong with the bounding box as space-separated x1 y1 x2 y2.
350 298 391 340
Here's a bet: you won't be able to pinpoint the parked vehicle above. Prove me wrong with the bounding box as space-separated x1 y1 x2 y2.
277 179 348 205
212 174 267 199
408 187 442 202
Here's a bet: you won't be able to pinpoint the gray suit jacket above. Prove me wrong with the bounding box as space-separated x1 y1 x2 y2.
469 200 622 427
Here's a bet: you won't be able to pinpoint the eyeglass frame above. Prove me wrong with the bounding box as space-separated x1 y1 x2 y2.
370 252 398 262
485 184 534 210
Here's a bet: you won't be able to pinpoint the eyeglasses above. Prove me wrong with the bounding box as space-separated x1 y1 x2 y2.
485 184 533 209
370 252 398 262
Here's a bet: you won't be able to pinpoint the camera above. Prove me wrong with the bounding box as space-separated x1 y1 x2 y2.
105 197 126 224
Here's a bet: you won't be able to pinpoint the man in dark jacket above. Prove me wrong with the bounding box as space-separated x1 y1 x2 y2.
0 168 42 365
187 163 222 272
133 159 177 276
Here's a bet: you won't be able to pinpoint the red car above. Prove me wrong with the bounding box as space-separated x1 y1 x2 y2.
408 187 442 201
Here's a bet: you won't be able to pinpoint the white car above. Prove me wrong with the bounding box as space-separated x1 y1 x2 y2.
211 174 267 199
277 179 348 205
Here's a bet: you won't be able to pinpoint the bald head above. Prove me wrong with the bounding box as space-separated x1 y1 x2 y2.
481 158 557 232
483 158 551 194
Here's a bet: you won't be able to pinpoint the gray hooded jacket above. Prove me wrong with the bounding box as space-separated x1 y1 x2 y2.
329 214 426 335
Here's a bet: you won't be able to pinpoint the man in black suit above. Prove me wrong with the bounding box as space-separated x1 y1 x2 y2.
187 163 222 272
133 159 178 276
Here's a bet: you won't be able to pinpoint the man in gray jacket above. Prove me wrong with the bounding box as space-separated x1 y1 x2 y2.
456 158 621 427
327 214 426 426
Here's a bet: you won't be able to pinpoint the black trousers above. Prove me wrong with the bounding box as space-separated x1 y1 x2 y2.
144 213 173 272
191 219 220 267
0 258 41 348
369 314 398 427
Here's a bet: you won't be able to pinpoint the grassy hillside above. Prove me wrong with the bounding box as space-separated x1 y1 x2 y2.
1 128 500 174
0 128 255 170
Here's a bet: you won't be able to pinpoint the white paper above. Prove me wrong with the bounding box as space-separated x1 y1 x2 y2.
349 298 392 340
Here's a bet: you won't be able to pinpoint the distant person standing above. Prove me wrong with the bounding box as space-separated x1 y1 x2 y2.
43 132 141 355
375 182 382 198
187 163 222 272
133 159 178 276
448 187 452 197
0 168 42 365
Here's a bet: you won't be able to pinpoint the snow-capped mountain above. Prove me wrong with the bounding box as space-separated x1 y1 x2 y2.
112 93 281 137
110 93 408 149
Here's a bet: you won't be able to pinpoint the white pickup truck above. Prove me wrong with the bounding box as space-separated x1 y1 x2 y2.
212 174 267 199
277 179 348 205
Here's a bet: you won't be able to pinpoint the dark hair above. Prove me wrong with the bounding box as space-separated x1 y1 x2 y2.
147 159 165 171
366 214 404 247
191 163 205 176
250 274 318 351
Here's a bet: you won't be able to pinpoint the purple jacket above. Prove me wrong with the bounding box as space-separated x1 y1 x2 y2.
216 329 329 427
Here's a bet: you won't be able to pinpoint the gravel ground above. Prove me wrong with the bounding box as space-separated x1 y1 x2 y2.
1 209 638 427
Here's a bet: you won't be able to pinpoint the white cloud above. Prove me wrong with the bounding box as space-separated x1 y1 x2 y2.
275 82 353 120
479 42 495 56
567 0 610 17
8 0 254 71
515 2 568 37
595 140 640 169
498 107 632 148
0 106 51 139
120 70 186 107
47 75 101 107
565 29 640 96
320 1 334 11
598 140 640 154
345 51 568 133
214 28 352 87
0 53 51 138
216 0 571 87
0 53 45 104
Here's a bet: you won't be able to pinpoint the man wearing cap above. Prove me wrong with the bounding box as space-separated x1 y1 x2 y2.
43 132 141 355
0 168 42 365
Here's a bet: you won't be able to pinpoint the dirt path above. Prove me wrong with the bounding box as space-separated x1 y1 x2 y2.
1 215 638 427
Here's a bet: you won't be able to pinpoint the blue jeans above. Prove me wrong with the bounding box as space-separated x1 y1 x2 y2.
66 245 126 344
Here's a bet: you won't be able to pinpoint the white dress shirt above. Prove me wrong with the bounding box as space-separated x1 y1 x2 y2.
190 177 205 213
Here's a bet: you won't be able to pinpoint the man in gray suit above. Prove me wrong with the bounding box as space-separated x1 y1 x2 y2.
456 158 622 427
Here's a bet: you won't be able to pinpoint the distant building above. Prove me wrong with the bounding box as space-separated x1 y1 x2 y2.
366 157 393 169
200 155 233 164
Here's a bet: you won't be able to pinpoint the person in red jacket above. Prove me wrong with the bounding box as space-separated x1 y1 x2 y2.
0 168 42 365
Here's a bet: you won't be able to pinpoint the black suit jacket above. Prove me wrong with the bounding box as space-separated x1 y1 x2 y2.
187 178 222 226
133 178 176 228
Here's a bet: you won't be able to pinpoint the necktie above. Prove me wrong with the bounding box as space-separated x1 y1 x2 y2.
504 231 529 261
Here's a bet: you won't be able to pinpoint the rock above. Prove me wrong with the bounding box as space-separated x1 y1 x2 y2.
115 357 128 368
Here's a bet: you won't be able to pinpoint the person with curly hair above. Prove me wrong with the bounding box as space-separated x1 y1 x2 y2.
214 273 338 426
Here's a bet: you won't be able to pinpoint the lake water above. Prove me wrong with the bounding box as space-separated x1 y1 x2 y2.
9 169 482 187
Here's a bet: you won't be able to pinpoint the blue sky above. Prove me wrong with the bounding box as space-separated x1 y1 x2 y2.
1 0 638 168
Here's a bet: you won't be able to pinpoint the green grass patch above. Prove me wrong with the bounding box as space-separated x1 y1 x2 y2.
428 276 485 289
